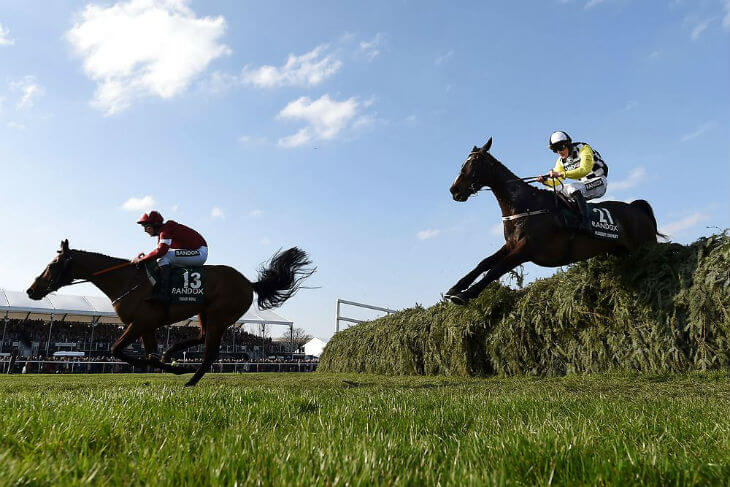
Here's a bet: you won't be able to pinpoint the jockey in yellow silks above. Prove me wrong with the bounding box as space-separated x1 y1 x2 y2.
537 131 608 232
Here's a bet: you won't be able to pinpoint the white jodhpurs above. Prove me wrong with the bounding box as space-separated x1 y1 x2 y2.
157 246 208 267
559 176 607 200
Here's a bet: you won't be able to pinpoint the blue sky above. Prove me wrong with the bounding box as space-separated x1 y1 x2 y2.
1 0 728 340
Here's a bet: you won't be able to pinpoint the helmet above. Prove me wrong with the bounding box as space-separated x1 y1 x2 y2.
137 211 163 226
549 131 572 151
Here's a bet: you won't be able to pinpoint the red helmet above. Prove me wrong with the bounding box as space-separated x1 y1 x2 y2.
137 211 163 226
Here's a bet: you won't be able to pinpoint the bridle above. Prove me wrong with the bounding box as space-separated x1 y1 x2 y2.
41 251 140 303
459 150 489 197
45 253 75 293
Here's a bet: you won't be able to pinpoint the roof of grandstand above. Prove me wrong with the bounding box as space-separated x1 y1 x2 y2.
0 288 293 327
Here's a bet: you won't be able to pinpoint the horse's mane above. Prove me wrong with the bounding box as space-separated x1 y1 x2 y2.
71 249 130 265
484 151 560 208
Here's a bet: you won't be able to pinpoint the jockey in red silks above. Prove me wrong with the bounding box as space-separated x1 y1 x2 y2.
132 211 208 303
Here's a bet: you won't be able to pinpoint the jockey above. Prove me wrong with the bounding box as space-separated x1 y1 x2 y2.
537 131 608 232
131 211 208 304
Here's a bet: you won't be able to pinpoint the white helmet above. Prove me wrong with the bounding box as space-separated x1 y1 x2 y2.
549 131 572 151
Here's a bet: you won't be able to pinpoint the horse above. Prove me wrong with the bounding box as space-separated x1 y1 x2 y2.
445 137 663 305
27 240 314 386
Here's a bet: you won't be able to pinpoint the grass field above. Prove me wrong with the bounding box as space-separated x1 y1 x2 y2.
1 373 729 486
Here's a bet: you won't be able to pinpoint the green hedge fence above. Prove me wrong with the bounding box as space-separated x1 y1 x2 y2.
319 232 730 376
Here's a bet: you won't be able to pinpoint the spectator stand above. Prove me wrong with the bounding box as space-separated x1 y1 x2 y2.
0 287 295 360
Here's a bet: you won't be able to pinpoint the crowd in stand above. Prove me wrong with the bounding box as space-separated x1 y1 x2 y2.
1 318 318 374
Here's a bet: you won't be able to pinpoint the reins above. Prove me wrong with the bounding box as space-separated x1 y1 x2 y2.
61 261 133 287
468 171 564 222
49 256 145 305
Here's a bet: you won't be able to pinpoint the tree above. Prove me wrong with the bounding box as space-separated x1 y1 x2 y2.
280 327 312 352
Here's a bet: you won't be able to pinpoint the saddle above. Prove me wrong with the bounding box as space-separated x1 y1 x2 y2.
555 194 620 240
144 262 205 304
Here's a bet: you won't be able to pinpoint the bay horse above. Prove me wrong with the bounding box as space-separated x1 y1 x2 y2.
445 137 663 305
27 240 314 386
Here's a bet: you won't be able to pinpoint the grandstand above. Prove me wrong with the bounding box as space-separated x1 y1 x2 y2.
0 288 313 372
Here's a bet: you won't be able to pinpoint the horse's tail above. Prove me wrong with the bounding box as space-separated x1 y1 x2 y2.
630 199 666 240
252 247 315 310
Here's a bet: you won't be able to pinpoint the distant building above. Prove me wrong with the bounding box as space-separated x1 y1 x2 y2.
303 337 327 358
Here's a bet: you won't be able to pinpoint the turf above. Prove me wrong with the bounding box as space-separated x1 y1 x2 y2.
1 373 729 486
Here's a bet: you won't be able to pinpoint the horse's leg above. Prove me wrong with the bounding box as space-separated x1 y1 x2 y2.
111 322 157 369
160 336 205 362
445 245 509 296
184 323 226 387
141 332 160 362
452 249 528 305
161 313 207 363
139 331 195 375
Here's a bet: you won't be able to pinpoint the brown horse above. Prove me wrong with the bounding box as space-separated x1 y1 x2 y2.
445 137 663 305
27 240 314 386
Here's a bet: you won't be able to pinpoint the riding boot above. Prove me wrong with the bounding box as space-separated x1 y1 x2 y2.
146 265 171 304
571 191 592 233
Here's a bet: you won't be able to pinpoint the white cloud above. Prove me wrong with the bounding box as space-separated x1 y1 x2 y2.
11 76 44 109
724 0 730 29
680 121 715 142
691 18 714 40
359 33 386 62
0 22 14 46
211 206 224 218
435 50 454 66
610 167 646 191
490 223 503 236
659 212 708 237
238 134 268 146
6 121 26 130
585 0 607 9
277 95 365 148
260 237 270 245
242 44 341 88
623 100 638 111
417 229 440 240
170 204 179 212
201 70 240 95
66 0 230 115
248 209 263 217
122 195 155 211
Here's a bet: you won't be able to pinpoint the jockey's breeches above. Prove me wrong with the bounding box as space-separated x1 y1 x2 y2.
559 176 607 200
157 246 208 267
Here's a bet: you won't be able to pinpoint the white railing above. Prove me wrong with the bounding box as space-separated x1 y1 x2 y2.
1 360 318 374
335 298 397 333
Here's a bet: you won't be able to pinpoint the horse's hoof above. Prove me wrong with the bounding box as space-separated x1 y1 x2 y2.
445 287 460 297
184 380 198 388
446 293 469 306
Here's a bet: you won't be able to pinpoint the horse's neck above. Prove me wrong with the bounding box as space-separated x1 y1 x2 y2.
71 250 140 301
487 157 533 216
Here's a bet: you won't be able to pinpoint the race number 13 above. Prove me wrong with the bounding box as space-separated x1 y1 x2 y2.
182 271 202 289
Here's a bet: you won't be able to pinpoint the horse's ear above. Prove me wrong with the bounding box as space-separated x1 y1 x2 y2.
482 137 493 152
61 239 69 252
472 145 479 152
